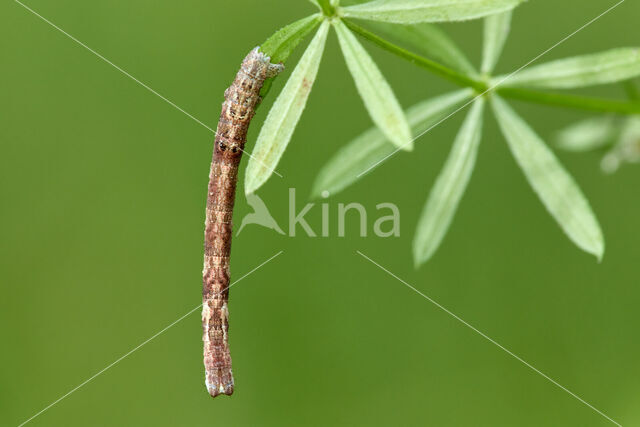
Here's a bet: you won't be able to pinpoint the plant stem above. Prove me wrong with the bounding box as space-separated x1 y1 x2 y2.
317 0 336 17
343 19 485 91
495 87 640 114
623 80 640 101
343 18 640 115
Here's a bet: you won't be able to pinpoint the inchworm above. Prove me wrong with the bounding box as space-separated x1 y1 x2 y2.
202 48 283 398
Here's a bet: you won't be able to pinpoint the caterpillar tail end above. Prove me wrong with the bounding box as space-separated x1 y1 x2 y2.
206 371 234 398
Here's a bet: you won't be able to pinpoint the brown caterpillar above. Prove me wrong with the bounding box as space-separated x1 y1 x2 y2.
202 48 283 398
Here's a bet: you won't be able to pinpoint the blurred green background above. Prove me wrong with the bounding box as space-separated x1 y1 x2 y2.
2 1 639 425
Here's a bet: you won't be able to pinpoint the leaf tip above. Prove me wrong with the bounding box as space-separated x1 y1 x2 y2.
412 241 433 269
244 172 260 196
402 140 415 152
412 252 429 269
412 252 422 270
309 184 323 200
387 126 414 151
593 241 605 263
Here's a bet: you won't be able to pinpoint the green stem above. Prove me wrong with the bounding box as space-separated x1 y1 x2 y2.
317 0 336 17
495 87 640 115
343 18 640 115
342 19 485 91
623 80 640 101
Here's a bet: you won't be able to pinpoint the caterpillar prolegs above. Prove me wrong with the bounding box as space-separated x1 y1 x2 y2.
202 48 283 398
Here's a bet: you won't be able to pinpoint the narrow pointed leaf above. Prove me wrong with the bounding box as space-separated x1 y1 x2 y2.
245 21 330 195
500 48 640 89
261 15 322 63
369 22 477 75
492 96 604 259
333 19 413 150
556 116 617 152
481 11 511 74
341 0 525 24
312 89 473 198
413 99 485 266
259 14 322 99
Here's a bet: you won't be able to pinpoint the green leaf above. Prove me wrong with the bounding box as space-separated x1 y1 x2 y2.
316 0 338 16
312 89 473 198
259 14 322 99
367 22 477 75
333 19 413 150
602 116 640 173
261 15 322 63
499 48 640 89
341 0 525 24
481 11 511 74
491 96 604 260
556 116 617 152
413 99 485 266
245 21 330 195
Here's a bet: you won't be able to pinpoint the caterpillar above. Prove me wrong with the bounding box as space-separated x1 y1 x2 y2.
202 48 283 398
